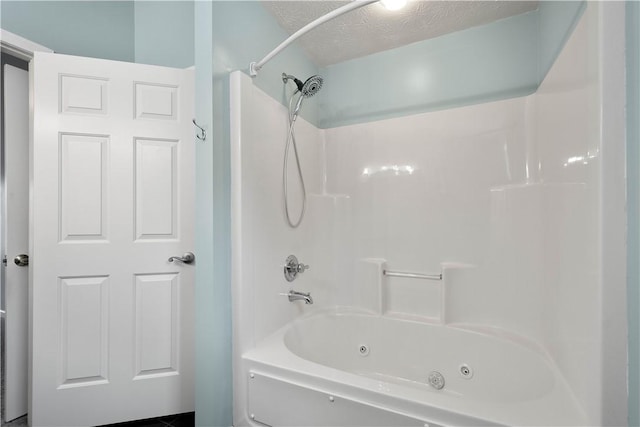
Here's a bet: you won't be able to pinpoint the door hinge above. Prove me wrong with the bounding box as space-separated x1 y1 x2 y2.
2 256 6 266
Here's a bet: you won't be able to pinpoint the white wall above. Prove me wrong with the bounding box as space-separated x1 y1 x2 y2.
321 4 625 424
231 71 325 346
231 71 329 425
534 5 602 422
324 96 538 324
536 3 627 424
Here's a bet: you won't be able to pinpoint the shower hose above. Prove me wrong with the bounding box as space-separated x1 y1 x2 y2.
283 91 307 228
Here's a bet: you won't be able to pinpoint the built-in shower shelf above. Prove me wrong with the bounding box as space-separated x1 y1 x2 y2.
356 259 476 324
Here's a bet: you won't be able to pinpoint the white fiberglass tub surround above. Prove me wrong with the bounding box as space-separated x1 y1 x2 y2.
244 309 586 426
232 3 627 426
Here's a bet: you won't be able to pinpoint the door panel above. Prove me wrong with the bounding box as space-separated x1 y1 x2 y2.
134 273 179 378
58 276 109 388
59 133 109 241
3 63 29 423
30 52 194 427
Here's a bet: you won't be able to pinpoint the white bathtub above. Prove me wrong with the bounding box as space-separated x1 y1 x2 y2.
242 308 588 426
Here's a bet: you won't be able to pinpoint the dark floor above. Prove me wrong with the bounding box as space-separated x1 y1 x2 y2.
1 412 194 427
101 412 195 427
1 416 27 427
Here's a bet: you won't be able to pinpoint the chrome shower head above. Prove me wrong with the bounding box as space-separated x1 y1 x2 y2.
283 73 324 120
301 75 323 97
282 73 323 98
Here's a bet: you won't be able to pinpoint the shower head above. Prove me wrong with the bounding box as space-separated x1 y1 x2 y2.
283 73 324 120
301 75 323 98
282 73 324 98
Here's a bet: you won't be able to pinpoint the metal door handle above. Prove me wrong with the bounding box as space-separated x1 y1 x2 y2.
168 252 195 264
14 254 29 267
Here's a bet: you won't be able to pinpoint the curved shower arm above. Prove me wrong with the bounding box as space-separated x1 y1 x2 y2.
249 0 378 77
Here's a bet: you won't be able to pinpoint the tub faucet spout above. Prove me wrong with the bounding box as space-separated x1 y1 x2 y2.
285 290 313 304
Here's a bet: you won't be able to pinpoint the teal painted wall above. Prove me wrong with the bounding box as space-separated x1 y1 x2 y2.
1 1 135 62
194 2 318 426
318 1 585 129
318 11 537 128
212 1 319 126
1 1 195 68
134 1 194 68
537 1 586 84
627 2 640 426
194 2 225 426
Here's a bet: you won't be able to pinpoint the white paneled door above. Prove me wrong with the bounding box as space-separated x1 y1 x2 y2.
30 52 195 427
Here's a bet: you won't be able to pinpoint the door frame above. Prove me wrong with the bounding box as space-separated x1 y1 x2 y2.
0 30 52 60
0 29 51 423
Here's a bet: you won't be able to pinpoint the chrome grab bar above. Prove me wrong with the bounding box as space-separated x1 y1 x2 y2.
383 270 442 281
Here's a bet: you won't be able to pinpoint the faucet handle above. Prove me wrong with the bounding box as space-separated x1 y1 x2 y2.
284 255 309 282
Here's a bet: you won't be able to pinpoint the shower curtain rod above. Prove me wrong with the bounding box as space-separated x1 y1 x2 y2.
249 0 378 77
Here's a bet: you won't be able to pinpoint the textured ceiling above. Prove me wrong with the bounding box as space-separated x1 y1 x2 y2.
262 1 539 67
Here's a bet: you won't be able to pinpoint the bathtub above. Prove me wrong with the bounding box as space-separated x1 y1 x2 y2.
242 308 588 426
